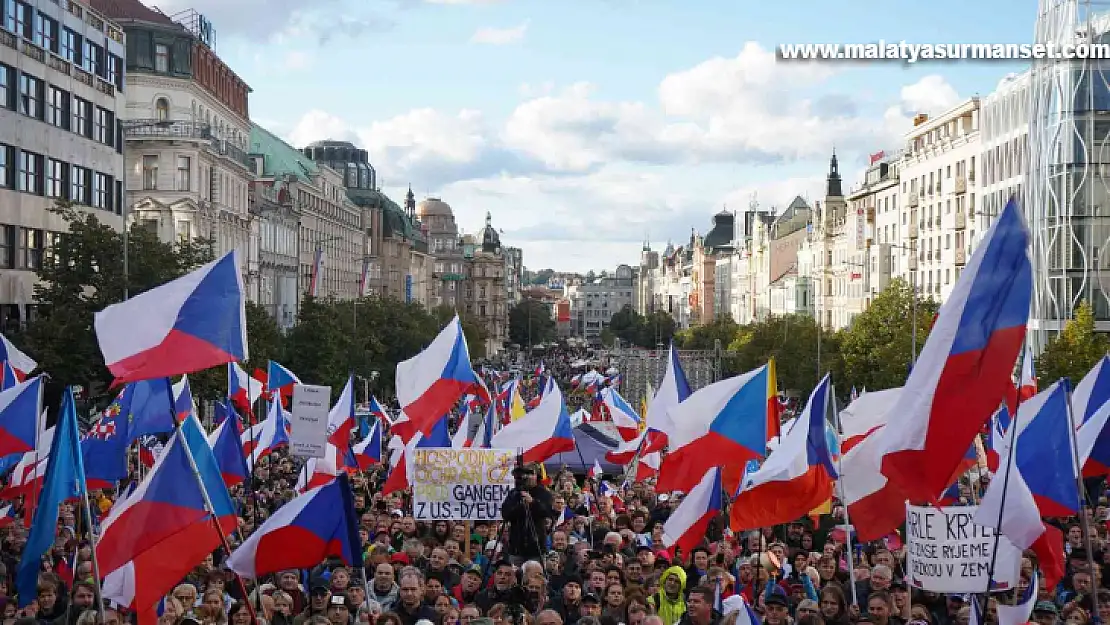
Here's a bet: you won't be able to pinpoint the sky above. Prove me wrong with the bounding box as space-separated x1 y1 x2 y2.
148 0 1038 272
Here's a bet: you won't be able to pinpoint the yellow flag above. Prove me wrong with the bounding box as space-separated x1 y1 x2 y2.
510 380 527 421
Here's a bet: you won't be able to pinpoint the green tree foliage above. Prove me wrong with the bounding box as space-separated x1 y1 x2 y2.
840 278 939 391
283 296 353 395
606 306 677 349
677 315 740 350
508 298 556 346
1037 300 1109 387
726 314 842 397
186 301 286 402
25 202 214 406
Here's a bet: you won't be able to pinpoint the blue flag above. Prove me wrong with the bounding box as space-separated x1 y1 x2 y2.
17 387 86 606
82 386 130 485
124 378 176 443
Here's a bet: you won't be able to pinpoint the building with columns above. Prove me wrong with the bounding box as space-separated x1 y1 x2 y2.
462 212 508 355
94 0 257 293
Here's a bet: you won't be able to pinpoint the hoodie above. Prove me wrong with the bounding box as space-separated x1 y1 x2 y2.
649 566 688 625
368 582 400 612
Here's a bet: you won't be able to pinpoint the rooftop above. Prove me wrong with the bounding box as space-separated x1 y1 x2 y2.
250 124 319 180
89 0 176 25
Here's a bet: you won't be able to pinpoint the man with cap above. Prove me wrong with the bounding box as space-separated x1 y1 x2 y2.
580 593 603 620
452 565 484 606
763 591 791 625
293 583 332 625
502 463 556 563
1033 601 1059 625
551 575 585 625
326 595 352 625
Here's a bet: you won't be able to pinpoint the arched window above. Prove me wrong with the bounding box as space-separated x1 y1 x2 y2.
155 97 170 121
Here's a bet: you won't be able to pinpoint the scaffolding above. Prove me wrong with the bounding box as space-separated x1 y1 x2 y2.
170 8 216 49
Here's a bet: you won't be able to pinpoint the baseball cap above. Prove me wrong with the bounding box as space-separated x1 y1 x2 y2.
391 553 410 565
765 593 789 607
582 593 601 604
329 595 351 609
1033 602 1059 615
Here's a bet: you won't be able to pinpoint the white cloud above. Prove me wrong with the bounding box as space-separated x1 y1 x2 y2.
150 0 392 43
283 50 312 71
470 21 529 44
279 44 963 270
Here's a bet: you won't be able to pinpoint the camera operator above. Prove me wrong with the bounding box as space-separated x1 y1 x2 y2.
501 462 555 563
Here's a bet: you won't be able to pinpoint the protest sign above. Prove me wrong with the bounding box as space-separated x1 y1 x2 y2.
905 503 1021 593
412 448 515 521
290 384 331 458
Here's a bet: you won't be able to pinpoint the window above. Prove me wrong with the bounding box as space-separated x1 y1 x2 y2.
3 0 28 39
44 232 62 267
83 40 102 76
0 225 12 269
176 156 190 191
142 155 158 190
154 44 169 73
71 96 90 137
70 165 88 204
18 73 41 119
60 28 78 64
0 144 9 188
0 64 9 110
94 107 113 146
92 172 109 209
155 97 169 121
33 13 56 52
20 228 43 270
107 54 121 89
46 159 64 198
47 86 66 128
17 150 40 194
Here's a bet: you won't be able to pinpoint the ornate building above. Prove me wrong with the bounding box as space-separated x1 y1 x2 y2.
462 212 507 356
95 0 256 293
418 196 465 309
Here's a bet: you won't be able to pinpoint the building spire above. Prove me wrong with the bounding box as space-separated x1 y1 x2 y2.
826 149 843 198
405 184 415 217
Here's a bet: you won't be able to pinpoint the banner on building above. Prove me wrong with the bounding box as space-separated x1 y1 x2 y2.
905 503 1021 593
290 384 331 458
405 274 413 303
412 448 515 521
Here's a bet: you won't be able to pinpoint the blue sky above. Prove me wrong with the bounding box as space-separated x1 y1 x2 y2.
153 0 1037 272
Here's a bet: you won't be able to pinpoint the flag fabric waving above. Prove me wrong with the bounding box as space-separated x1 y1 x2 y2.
94 251 248 384
0 376 43 458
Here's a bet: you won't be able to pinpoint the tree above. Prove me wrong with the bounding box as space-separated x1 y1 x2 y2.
638 311 677 348
677 315 740 350
1037 300 1109 387
608 305 644 346
186 301 287 402
727 315 842 398
839 278 940 391
282 296 351 394
25 202 215 408
508 298 556 346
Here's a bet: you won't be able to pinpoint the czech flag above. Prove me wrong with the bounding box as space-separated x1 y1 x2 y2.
226 473 362 578
383 414 451 495
367 395 391 425
297 445 345 493
1079 397 1110 477
600 387 641 442
877 196 1031 504
207 417 248 488
975 391 1068 589
656 365 769 494
345 421 382 471
327 376 356 450
1072 355 1110 426
0 504 15 528
730 375 838 531
241 400 290 471
984 405 1008 472
839 387 901 453
0 333 35 377
94 251 248 385
643 344 692 452
0 376 43 458
266 361 301 401
661 467 722 556
1007 381 1080 518
393 316 487 441
99 415 237 623
228 362 261 416
0 362 19 391
490 378 574 464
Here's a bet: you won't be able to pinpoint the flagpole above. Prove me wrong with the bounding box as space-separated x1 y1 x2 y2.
831 384 859 608
981 350 1028 616
162 379 259 625
1064 384 1100 620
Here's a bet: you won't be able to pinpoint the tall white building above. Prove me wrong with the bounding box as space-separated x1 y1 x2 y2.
93 0 256 296
898 98 981 303
566 264 635 341
0 0 126 327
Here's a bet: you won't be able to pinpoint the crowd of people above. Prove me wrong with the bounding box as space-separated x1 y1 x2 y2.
3 428 1097 625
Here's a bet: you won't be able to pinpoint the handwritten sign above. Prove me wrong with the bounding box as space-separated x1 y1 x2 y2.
290 384 331 458
412 448 515 521
905 504 1021 593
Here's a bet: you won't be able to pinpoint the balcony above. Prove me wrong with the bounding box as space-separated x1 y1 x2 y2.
909 256 918 270
0 28 14 51
955 247 966 265
73 67 93 88
955 209 966 229
124 119 212 140
909 222 918 238
47 53 70 75
866 207 875 223
908 194 919 208
22 41 44 63
955 176 967 194
210 139 252 170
